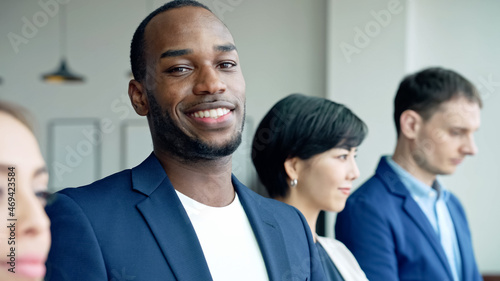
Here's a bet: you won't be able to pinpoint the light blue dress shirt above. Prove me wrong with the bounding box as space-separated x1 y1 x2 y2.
386 156 463 281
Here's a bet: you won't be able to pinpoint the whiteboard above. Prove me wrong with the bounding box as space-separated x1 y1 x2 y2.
48 119 101 192
120 119 153 169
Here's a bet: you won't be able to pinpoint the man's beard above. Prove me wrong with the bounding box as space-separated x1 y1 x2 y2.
412 149 448 176
147 91 244 162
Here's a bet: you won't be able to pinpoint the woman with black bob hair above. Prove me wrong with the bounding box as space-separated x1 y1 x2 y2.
252 94 368 281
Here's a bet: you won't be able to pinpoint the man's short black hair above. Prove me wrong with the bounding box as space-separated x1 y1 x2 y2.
130 0 211 82
394 67 482 137
252 94 367 198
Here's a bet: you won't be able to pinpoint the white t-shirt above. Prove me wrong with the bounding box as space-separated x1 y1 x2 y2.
175 190 269 281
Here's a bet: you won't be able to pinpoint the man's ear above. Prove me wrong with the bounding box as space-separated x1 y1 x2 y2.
128 80 149 116
399 109 422 139
284 157 301 182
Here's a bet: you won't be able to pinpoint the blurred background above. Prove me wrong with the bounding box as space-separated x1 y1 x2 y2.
1 0 499 275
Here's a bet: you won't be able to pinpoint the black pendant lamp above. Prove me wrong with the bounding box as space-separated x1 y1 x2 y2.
42 4 84 83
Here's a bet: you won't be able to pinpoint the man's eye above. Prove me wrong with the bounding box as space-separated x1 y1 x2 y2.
338 155 348 160
167 67 190 74
218 62 236 69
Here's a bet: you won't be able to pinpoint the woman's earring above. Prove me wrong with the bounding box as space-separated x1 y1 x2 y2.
290 178 298 187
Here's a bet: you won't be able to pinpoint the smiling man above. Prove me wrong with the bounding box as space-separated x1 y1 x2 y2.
335 67 483 281
45 1 325 281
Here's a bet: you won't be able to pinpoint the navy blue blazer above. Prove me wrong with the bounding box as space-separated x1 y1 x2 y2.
335 157 482 281
46 153 325 281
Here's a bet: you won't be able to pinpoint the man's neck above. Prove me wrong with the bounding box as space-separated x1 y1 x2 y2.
392 141 436 187
154 149 235 207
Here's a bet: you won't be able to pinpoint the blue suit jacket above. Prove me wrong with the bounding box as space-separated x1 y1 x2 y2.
46 153 325 281
335 157 482 281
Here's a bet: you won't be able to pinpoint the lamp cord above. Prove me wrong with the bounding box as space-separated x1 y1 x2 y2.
60 4 67 60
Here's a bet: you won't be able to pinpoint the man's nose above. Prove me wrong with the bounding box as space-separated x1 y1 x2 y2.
461 134 478 156
193 66 226 95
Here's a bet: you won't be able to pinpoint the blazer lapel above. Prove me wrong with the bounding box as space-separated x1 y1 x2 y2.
402 197 452 276
447 199 473 280
232 176 291 281
376 158 453 279
132 154 212 281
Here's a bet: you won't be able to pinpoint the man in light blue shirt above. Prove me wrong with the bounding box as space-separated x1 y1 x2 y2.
336 67 483 281
386 156 463 281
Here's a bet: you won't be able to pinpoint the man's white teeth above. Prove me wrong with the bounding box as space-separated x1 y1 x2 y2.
192 108 230 119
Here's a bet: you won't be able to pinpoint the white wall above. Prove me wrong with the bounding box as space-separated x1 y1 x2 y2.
327 0 500 274
0 0 326 192
325 0 407 238
0 0 150 187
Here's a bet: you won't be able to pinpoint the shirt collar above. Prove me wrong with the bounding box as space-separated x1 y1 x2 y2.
385 156 449 201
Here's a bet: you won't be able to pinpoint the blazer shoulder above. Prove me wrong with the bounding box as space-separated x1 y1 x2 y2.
447 191 464 206
341 173 404 226
57 169 132 197
446 191 469 219
348 174 391 203
50 169 137 215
